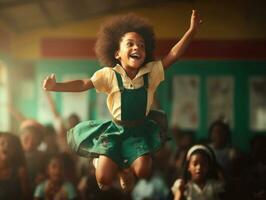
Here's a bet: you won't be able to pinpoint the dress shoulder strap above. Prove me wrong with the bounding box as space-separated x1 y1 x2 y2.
113 70 124 91
143 73 148 89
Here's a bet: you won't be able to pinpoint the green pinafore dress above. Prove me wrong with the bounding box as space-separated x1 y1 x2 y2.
67 71 162 168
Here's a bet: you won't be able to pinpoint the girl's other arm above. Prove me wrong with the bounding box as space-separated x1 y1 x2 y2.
162 10 202 69
43 74 94 92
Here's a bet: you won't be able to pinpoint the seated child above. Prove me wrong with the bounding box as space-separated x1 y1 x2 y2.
34 153 77 200
171 144 225 200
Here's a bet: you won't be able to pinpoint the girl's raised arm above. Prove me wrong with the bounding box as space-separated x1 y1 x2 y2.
43 74 94 92
162 10 202 69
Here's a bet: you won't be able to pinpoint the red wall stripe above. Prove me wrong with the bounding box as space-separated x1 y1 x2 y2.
41 38 96 58
41 38 266 60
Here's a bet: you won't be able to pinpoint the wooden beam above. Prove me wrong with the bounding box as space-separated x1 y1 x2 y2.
37 0 57 27
0 11 20 33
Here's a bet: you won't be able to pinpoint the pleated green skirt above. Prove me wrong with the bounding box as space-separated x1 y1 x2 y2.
67 119 162 168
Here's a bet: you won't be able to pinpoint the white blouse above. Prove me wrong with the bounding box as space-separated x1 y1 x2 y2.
91 60 164 120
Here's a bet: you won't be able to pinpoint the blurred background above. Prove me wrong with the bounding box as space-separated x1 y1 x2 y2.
0 0 266 151
1 1 266 200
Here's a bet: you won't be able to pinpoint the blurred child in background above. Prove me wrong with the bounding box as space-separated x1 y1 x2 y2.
171 144 225 200
208 120 237 178
0 132 29 200
20 120 48 193
34 153 77 200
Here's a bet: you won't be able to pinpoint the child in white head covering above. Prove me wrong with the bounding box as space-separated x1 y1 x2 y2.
171 144 225 200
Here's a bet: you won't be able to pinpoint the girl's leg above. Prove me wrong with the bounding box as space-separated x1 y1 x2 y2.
131 154 152 179
118 168 135 191
118 155 152 191
95 155 119 189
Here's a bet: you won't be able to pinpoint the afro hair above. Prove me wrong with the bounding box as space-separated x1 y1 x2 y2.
95 13 156 67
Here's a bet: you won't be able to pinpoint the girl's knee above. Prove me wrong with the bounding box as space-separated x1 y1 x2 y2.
96 171 113 186
134 165 151 178
96 156 119 186
132 155 152 178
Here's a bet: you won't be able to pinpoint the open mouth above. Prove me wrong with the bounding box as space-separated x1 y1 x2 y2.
129 53 141 60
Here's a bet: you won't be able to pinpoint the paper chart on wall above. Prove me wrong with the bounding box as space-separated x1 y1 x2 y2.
207 76 234 127
171 75 199 129
250 76 266 131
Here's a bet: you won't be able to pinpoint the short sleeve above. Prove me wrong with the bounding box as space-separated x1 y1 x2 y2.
91 67 113 93
34 182 45 198
148 60 165 90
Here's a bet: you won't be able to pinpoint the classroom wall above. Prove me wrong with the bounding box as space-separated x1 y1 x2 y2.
160 60 266 151
1 0 265 60
1 0 266 151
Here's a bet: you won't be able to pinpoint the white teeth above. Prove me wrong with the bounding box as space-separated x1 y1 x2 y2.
130 53 140 59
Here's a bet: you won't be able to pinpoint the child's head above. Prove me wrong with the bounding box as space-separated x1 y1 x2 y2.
182 144 218 183
177 130 195 150
47 154 64 182
208 120 231 148
0 132 25 168
67 113 80 130
95 13 155 67
20 127 43 152
20 120 44 152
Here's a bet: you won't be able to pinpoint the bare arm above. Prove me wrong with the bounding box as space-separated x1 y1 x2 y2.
44 91 60 118
43 74 94 92
162 10 202 69
8 102 27 123
44 90 67 139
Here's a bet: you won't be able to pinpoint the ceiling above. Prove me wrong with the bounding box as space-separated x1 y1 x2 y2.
0 0 179 33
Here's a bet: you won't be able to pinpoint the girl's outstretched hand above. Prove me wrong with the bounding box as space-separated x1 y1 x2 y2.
43 74 56 91
189 10 202 33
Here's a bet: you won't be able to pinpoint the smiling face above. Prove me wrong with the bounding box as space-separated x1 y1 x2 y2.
115 32 146 70
188 153 209 183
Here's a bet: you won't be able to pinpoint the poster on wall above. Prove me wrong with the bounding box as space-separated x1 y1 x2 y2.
61 74 89 121
207 76 234 127
250 76 266 131
171 75 199 129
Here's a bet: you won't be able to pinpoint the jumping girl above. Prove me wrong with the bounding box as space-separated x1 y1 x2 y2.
43 10 201 191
